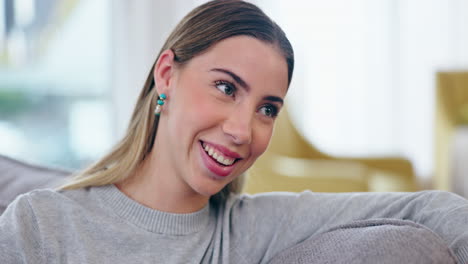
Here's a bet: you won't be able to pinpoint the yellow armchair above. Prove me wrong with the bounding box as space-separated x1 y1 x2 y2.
435 71 468 191
243 108 418 194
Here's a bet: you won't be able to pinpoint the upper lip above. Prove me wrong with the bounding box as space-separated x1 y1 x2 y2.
201 140 243 159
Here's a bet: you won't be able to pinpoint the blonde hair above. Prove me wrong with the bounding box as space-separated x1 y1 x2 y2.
60 0 294 203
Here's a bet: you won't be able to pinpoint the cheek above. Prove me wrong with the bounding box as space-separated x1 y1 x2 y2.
251 124 274 158
171 85 223 135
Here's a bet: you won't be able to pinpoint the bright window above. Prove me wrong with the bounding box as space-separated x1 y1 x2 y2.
0 0 111 169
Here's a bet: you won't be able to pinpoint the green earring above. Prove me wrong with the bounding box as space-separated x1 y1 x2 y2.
154 93 167 116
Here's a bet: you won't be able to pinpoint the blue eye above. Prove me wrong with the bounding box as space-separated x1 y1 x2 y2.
259 104 278 118
215 81 236 96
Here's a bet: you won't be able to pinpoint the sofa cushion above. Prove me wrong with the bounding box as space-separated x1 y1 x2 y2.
0 155 71 215
268 219 457 264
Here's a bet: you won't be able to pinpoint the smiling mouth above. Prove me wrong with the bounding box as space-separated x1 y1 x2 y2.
199 141 240 167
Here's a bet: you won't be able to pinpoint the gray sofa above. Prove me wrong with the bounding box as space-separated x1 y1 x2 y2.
0 154 70 215
0 154 460 263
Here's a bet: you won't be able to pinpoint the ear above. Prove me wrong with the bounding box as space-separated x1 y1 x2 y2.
154 49 176 95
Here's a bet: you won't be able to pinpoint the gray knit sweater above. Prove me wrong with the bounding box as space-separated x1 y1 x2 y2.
1 185 468 263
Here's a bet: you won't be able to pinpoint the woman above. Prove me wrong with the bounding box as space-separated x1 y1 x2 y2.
1 1 468 263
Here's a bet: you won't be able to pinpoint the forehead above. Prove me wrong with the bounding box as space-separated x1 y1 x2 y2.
183 36 289 97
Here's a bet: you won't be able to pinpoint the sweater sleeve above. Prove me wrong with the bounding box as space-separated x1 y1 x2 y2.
0 194 45 264
229 190 468 263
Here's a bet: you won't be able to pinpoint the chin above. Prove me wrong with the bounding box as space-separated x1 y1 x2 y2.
190 180 227 198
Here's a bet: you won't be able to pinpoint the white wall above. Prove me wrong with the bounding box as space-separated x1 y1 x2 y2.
261 0 468 179
110 0 195 139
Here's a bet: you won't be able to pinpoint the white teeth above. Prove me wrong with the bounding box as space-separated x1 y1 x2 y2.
201 142 236 166
216 156 227 165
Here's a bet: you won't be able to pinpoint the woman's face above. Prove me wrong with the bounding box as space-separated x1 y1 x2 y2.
156 36 288 197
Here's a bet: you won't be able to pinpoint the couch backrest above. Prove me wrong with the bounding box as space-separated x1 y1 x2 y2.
0 155 71 215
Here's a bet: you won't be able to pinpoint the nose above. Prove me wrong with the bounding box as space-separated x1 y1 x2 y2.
222 109 253 145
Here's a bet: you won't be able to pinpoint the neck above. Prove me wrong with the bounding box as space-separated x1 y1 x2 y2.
115 151 209 214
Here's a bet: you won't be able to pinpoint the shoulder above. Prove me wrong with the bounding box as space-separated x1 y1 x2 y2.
0 189 68 243
226 191 307 212
3 187 96 221
225 190 345 212
232 190 316 203
223 190 468 220
24 187 91 206
3 188 64 214
223 191 319 229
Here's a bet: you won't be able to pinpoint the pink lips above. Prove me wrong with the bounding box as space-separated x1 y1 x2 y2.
199 141 241 177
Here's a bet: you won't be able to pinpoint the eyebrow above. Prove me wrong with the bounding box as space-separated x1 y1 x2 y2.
264 95 284 106
211 68 249 91
210 68 284 105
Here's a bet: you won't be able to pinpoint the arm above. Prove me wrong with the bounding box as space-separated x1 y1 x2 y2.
230 190 468 263
0 194 45 264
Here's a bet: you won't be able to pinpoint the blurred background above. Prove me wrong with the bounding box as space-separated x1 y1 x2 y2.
1 0 467 194
0 0 111 169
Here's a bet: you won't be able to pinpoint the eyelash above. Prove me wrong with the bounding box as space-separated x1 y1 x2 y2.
214 80 236 97
213 80 279 118
259 104 279 118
